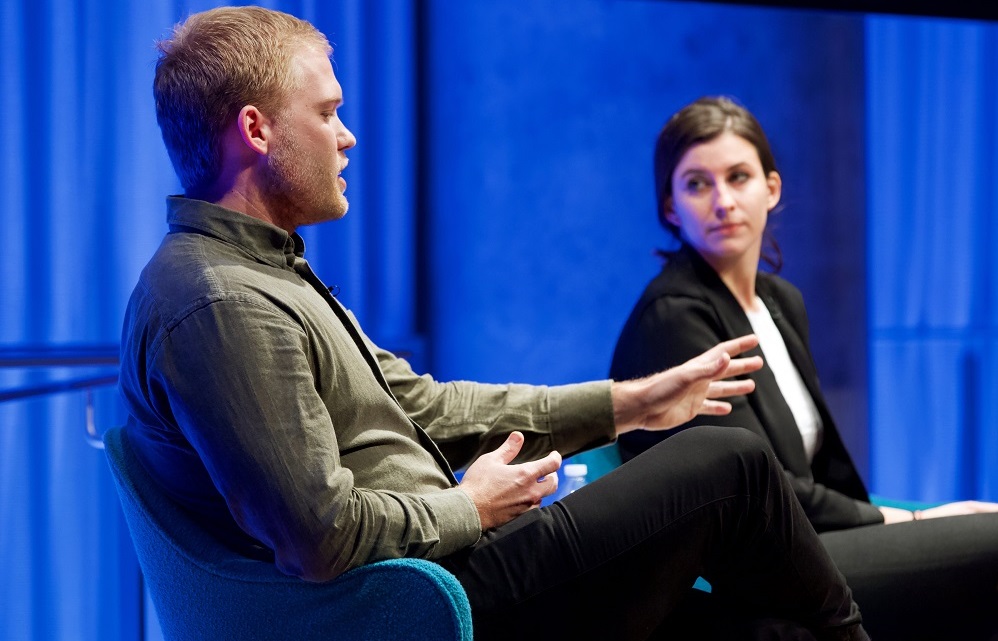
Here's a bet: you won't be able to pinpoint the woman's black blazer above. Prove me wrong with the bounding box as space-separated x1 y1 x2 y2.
611 244 883 532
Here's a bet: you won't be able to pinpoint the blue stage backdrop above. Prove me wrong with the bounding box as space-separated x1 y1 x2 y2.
867 15 998 502
0 1 995 640
421 0 871 478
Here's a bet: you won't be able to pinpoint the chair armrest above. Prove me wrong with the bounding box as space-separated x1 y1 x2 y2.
869 494 940 511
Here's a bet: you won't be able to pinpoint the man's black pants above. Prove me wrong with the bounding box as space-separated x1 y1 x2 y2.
438 426 868 641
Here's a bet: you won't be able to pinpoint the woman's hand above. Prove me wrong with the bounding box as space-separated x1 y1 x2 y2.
880 500 998 524
878 505 917 524
919 501 998 520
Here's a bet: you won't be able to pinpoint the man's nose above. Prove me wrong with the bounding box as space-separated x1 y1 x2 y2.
340 125 357 150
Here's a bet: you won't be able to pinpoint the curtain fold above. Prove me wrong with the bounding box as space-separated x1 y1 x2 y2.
867 15 998 502
0 2 417 639
3 3 997 640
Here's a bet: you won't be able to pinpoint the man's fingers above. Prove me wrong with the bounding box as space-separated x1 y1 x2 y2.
688 350 730 380
686 335 761 382
690 351 760 383
706 378 756 399
718 334 760 357
721 355 764 379
530 450 562 478
535 464 560 498
495 431 525 464
529 452 563 497
699 399 733 416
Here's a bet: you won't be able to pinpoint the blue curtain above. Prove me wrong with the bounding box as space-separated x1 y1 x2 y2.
0 1 419 639
2 2 996 640
1 1 172 639
867 15 998 503
421 1 873 476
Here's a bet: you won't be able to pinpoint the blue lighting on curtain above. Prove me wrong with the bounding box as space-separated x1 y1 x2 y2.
867 15 998 503
2 2 996 640
1 1 420 639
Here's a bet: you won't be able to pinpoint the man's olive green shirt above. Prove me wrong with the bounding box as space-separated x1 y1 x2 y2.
119 197 616 581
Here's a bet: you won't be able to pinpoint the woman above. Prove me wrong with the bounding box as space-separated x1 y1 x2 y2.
611 96 998 639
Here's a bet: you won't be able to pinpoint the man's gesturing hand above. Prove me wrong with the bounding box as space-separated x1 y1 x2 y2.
458 431 562 532
612 335 763 435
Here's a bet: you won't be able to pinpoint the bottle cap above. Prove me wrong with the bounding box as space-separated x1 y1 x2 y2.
563 463 588 478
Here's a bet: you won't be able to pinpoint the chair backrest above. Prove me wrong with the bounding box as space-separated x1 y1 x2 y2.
103 426 473 641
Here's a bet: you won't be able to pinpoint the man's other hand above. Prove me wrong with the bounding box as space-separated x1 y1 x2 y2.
458 431 562 531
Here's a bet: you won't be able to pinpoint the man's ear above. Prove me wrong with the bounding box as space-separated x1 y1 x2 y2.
236 105 270 156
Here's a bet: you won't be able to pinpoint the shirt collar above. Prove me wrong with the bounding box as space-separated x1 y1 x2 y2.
165 196 306 268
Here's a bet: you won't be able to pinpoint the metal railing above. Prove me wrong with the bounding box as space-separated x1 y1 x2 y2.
0 344 120 448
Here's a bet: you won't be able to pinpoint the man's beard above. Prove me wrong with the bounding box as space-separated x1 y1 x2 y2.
262 130 348 230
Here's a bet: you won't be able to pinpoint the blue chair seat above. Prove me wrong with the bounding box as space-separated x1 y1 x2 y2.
103 426 473 640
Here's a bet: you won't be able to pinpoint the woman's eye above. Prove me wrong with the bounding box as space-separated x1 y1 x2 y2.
686 178 708 192
729 171 749 184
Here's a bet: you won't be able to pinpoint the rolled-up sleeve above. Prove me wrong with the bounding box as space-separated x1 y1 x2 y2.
375 344 616 469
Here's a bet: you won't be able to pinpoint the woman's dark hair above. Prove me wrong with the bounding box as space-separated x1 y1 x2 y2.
653 96 783 271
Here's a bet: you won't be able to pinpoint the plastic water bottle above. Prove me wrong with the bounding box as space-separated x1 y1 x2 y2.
560 463 588 497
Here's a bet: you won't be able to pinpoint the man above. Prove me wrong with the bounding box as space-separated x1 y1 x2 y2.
120 6 868 639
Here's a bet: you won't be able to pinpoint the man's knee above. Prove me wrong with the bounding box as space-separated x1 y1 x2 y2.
673 426 779 492
676 425 771 461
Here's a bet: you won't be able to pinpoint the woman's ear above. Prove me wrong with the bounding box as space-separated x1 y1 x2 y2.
766 171 782 211
662 197 680 227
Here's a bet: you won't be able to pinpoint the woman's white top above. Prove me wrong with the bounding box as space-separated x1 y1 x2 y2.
745 297 824 462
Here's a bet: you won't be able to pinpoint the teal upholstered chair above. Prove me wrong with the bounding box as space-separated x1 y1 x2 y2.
103 426 473 641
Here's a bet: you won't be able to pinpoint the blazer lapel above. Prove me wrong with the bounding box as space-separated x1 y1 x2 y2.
685 250 814 477
758 279 870 500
